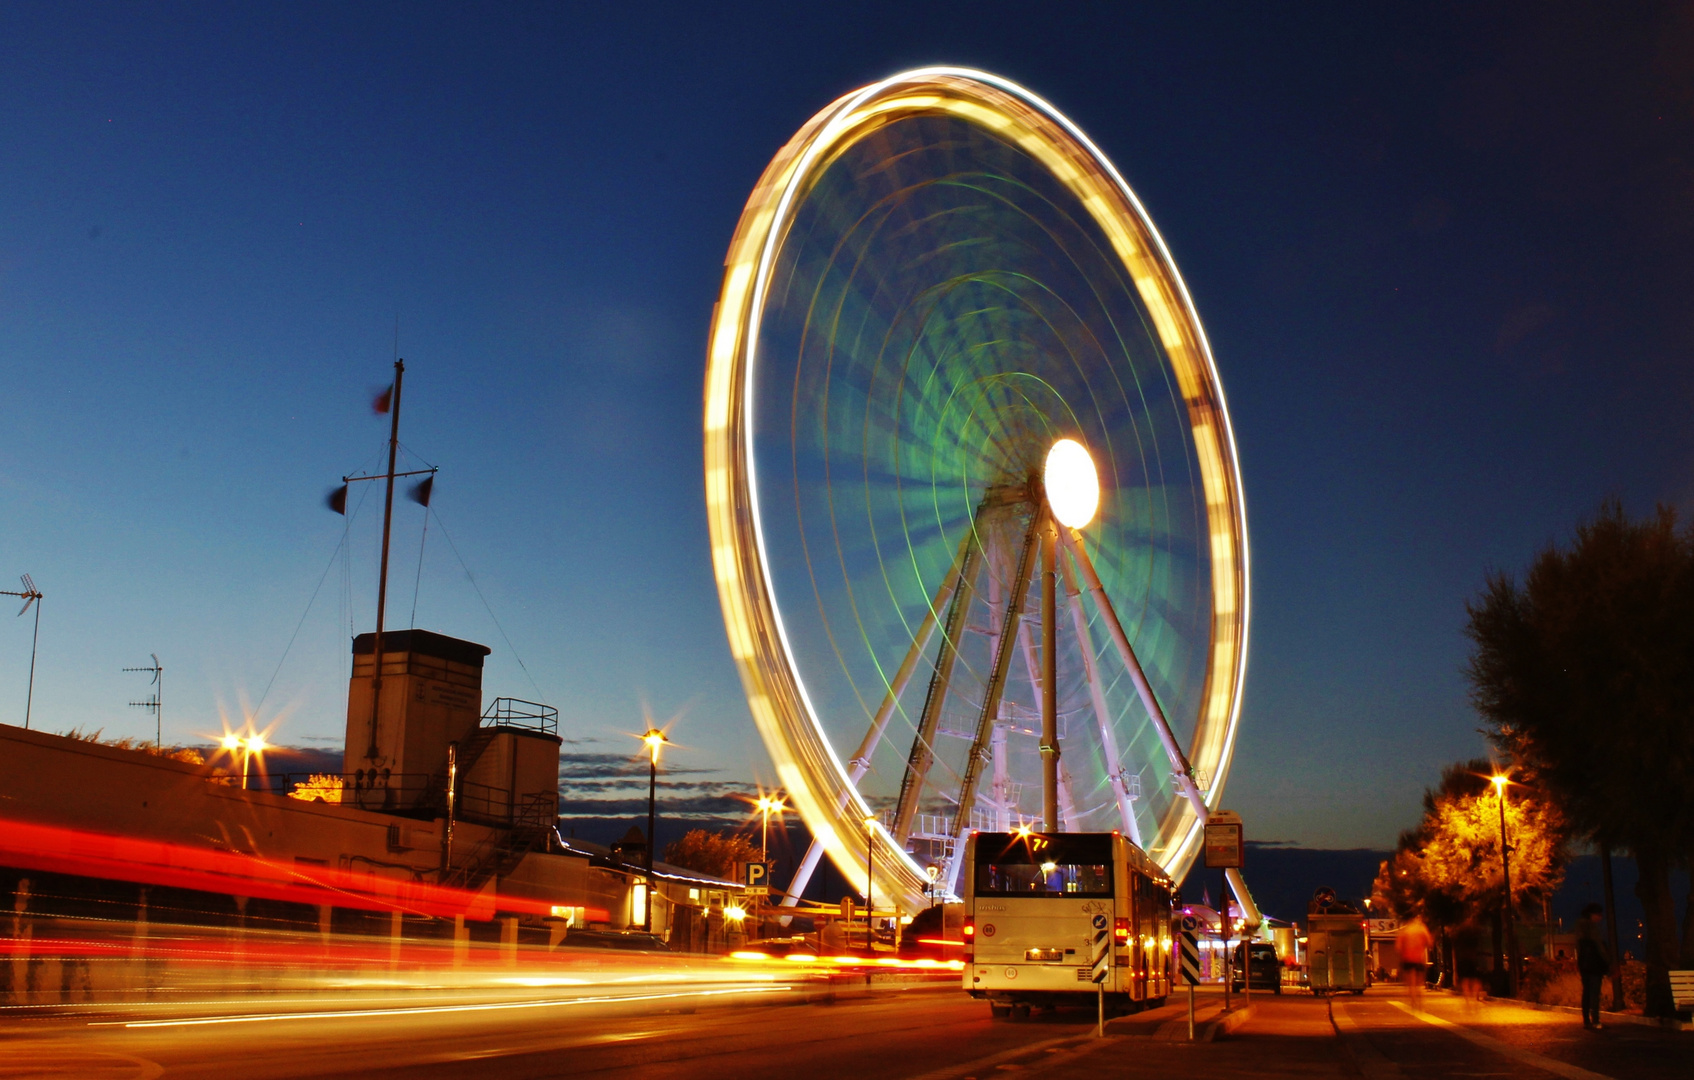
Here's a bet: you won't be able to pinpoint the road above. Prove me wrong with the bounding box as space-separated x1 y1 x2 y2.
1 979 1687 1078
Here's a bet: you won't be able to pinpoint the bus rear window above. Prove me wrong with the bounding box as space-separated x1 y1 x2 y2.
972 834 1113 897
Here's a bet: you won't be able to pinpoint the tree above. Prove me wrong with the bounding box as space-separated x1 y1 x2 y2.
663 829 761 879
1465 501 1694 1015
1374 758 1567 983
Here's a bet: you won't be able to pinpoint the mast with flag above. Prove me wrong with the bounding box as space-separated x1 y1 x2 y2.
327 359 437 768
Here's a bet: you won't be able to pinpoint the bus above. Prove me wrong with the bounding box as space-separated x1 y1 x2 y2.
961 830 1175 1017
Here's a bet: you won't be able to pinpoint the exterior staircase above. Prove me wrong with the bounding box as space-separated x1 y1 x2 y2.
440 792 558 891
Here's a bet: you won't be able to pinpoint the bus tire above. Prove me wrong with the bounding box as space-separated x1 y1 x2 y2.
989 1003 1011 1018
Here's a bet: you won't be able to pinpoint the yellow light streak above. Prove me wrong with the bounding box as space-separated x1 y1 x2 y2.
110 985 795 1029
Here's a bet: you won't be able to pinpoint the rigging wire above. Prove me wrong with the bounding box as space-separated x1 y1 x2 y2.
427 507 545 701
408 507 430 628
254 480 373 720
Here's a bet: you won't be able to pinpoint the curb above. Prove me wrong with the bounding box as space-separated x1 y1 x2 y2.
1143 1001 1250 1042
1209 1002 1254 1039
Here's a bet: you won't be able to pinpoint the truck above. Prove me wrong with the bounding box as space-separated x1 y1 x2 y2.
1306 912 1370 995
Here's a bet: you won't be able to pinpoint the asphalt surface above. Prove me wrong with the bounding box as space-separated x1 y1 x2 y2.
1 980 1687 1078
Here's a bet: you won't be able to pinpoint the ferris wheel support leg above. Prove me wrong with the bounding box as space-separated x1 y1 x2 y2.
1059 554 1142 846
1013 616 1074 831
779 838 830 910
849 536 970 783
892 534 984 843
782 531 973 909
1040 515 1060 833
946 509 1041 879
1057 526 1207 823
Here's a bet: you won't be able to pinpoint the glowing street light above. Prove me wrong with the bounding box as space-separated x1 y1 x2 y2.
754 793 786 863
639 728 668 933
1491 772 1518 997
222 731 267 789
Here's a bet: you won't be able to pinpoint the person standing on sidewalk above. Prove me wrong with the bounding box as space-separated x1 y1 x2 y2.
1398 915 1434 1011
1576 903 1610 1030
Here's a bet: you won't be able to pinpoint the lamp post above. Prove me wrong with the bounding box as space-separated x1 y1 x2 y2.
755 794 785 863
222 732 267 790
641 729 667 933
864 815 877 949
1491 773 1518 997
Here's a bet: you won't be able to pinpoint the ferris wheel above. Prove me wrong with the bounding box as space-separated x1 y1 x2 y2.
704 68 1250 914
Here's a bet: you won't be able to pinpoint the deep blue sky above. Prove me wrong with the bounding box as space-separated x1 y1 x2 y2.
2 3 1690 849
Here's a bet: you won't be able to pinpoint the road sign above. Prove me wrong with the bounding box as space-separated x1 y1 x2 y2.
1090 914 1111 984
1181 914 1198 933
737 862 772 889
1179 930 1201 985
1203 810 1243 869
744 886 770 896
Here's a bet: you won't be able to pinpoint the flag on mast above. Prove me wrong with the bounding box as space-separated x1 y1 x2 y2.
408 475 433 507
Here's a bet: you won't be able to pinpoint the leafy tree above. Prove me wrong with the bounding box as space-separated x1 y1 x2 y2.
1465 501 1694 1014
1374 760 1566 947
663 829 761 879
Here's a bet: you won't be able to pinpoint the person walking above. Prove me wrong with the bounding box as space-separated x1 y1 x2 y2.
1398 915 1434 1011
1577 902 1610 1030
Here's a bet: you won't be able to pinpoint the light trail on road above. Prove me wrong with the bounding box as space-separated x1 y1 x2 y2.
100 984 797 1029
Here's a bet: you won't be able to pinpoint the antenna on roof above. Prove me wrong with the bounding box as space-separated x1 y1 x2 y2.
0 574 43 729
123 653 162 749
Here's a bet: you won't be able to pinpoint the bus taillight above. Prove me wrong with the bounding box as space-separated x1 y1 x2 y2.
1114 917 1130 943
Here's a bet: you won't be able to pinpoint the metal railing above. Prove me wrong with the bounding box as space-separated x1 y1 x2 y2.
480 697 558 735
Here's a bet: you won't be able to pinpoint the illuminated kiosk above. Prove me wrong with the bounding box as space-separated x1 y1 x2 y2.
704 68 1254 917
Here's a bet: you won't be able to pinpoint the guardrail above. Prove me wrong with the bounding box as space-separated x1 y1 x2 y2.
481 697 558 735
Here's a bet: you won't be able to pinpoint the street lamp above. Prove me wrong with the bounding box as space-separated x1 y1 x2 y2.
1491 773 1518 997
222 732 267 789
754 794 785 863
864 814 878 949
641 729 668 933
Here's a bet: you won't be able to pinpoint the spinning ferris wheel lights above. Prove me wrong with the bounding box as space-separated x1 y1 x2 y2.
704 66 1254 915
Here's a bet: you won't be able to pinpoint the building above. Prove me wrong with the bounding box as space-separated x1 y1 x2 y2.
0 629 749 961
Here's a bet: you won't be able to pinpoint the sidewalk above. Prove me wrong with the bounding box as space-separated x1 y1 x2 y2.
1331 984 1688 1080
926 985 1687 1080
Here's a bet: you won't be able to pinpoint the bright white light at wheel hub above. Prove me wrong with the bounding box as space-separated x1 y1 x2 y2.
1044 439 1100 528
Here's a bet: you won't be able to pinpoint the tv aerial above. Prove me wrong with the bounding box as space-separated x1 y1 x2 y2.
0 574 43 730
124 653 162 749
